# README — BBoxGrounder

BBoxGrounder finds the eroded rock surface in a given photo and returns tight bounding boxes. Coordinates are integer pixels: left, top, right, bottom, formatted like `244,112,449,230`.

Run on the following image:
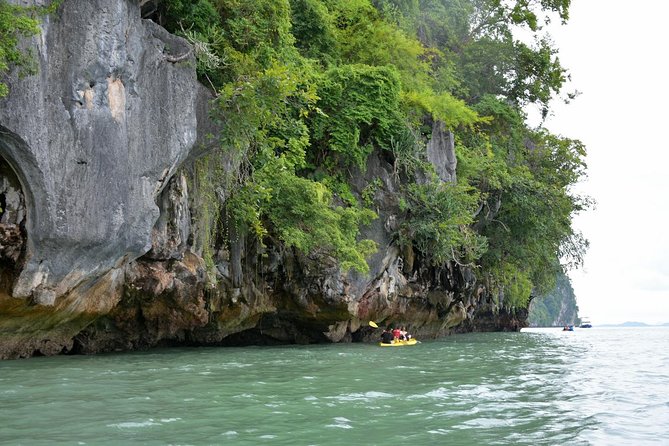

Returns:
0,0,198,303
0,0,525,359
0,0,206,358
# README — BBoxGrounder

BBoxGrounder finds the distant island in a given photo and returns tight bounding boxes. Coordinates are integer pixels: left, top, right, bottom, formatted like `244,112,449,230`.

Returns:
599,322,669,327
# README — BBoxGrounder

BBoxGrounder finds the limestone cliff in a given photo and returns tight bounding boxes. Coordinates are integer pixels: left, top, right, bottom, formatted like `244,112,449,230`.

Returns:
0,0,202,357
0,0,524,359
528,272,580,327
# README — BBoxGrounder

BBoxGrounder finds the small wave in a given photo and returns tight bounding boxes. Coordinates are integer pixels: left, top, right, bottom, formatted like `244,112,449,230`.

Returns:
427,428,451,435
459,417,513,429
220,362,253,369
100,370,129,376
326,391,394,402
159,418,181,423
326,417,353,429
108,419,161,429
407,387,450,399
365,391,393,398
326,423,353,429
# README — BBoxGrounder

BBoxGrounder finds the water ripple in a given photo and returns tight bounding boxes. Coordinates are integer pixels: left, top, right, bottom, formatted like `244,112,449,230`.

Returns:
0,328,667,445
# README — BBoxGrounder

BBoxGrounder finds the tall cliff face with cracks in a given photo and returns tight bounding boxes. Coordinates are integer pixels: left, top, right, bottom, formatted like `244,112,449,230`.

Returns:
0,0,201,357
0,0,524,359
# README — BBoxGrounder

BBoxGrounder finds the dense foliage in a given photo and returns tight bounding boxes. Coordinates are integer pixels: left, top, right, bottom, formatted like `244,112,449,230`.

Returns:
152,0,588,307
528,271,580,327
0,1,61,97
0,1,39,97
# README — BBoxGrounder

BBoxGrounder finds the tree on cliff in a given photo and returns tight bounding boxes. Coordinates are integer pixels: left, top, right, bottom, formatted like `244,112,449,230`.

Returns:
152,0,588,312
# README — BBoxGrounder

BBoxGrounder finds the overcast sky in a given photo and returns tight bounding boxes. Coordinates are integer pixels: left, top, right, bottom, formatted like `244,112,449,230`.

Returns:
538,1,669,324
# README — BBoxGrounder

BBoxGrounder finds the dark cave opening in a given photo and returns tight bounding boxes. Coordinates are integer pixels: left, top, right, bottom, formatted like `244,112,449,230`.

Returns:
0,192,5,220
0,155,27,295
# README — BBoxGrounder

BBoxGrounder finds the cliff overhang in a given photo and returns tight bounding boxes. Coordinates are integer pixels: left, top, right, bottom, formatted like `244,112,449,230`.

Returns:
0,0,525,359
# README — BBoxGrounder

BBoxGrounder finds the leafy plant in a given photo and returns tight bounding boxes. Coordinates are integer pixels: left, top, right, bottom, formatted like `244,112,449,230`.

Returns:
310,64,404,169
399,180,487,266
164,0,588,304
0,1,44,97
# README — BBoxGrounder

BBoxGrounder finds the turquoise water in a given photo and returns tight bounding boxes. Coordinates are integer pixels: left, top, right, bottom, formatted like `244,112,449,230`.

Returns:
1,327,668,445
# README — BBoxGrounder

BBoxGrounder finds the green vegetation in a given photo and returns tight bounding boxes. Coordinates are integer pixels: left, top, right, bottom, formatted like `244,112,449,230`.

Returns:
529,271,580,327
399,181,486,267
0,1,61,97
311,64,404,169
153,0,588,309
0,1,39,97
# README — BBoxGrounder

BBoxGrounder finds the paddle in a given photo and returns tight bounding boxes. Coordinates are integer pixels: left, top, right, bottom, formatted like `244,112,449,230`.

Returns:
368,321,378,328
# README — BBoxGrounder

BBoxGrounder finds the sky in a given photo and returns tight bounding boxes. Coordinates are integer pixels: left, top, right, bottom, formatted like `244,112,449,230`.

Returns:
536,1,669,324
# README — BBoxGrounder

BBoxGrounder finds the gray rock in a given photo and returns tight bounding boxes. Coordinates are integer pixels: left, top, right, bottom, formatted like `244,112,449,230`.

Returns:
426,120,457,183
0,0,199,303
0,158,26,225
146,172,190,260
0,1,527,359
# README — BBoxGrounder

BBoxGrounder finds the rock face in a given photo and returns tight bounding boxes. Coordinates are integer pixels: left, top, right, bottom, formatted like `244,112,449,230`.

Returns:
0,0,197,302
0,0,525,359
426,120,457,183
0,0,205,357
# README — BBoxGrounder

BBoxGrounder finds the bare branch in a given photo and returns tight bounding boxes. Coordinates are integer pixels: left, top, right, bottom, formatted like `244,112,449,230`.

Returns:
165,50,193,63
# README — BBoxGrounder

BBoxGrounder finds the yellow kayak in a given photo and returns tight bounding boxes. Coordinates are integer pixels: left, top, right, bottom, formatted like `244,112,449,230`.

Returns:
379,338,418,347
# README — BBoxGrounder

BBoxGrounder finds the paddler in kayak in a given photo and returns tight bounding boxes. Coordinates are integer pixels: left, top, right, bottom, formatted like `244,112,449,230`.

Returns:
400,326,408,340
380,328,393,344
392,327,401,342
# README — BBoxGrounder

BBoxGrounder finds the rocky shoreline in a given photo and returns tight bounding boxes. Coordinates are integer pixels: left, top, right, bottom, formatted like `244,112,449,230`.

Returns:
0,0,526,360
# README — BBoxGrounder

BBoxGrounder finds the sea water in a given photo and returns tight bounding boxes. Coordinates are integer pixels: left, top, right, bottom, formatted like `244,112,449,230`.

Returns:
1,327,668,445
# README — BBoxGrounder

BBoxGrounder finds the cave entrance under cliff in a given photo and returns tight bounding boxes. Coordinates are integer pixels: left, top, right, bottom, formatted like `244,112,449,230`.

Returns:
0,132,29,296
0,158,26,224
